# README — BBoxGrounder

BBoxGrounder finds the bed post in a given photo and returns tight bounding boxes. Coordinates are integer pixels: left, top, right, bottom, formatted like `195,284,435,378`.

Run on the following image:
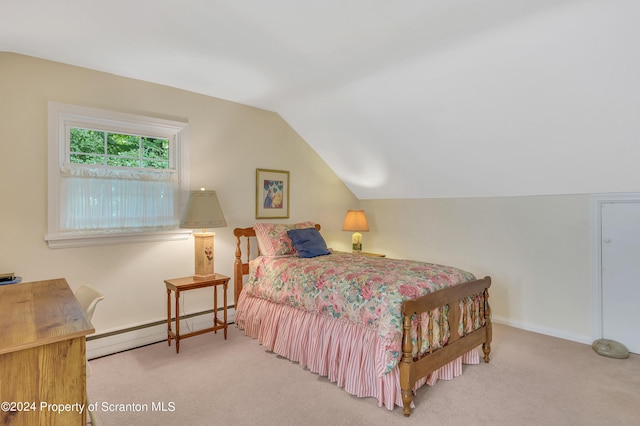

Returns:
234,234,243,308
482,281,492,363
400,312,415,417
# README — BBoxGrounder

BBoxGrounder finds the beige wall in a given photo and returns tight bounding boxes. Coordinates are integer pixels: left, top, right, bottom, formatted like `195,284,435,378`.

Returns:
360,195,592,342
0,53,594,345
0,53,357,333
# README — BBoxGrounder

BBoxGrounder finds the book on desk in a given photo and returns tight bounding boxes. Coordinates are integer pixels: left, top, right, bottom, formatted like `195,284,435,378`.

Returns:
0,272,22,285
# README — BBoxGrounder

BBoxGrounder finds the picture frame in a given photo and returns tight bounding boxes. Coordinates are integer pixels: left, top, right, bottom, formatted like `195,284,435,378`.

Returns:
256,168,290,219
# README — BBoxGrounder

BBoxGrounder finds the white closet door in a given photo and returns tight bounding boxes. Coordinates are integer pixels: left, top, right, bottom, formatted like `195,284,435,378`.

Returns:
601,201,640,354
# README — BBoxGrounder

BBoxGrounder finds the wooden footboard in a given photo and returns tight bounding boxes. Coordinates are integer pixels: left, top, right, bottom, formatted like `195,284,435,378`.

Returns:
400,276,492,417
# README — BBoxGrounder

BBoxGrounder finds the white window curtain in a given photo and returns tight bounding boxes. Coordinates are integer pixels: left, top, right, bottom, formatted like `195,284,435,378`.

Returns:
59,165,178,234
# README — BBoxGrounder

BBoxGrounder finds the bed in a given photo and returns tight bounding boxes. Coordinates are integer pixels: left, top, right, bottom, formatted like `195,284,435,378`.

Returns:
233,222,492,417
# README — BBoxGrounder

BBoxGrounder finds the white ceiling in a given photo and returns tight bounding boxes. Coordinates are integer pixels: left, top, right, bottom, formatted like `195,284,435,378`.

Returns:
3,0,640,199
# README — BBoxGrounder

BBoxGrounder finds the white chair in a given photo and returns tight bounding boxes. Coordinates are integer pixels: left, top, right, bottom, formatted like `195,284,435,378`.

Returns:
76,285,105,326
75,285,104,426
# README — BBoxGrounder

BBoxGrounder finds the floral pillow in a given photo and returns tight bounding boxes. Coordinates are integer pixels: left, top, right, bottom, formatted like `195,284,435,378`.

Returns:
254,221,316,257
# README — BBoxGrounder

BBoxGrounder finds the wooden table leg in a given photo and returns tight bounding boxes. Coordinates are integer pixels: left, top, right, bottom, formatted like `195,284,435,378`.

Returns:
175,290,180,353
223,282,228,339
167,288,172,347
214,285,218,334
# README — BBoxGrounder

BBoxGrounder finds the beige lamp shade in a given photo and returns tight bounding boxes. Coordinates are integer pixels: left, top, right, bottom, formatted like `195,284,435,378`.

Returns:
180,190,227,230
342,210,369,253
180,190,226,279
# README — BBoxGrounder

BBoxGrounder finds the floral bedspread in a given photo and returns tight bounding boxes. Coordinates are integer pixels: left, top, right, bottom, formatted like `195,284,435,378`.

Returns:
244,252,476,373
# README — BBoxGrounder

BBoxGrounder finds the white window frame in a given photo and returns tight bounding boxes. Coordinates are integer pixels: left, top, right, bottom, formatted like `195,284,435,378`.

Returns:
46,102,191,248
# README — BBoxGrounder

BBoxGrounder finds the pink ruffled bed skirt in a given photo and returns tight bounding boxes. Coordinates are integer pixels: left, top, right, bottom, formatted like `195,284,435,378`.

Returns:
235,291,480,410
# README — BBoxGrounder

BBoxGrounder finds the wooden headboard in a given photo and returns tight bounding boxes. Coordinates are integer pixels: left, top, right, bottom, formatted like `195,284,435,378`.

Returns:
233,224,321,308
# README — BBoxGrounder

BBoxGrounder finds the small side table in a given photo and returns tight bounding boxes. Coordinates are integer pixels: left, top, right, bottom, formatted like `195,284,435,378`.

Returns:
165,274,230,353
362,252,385,258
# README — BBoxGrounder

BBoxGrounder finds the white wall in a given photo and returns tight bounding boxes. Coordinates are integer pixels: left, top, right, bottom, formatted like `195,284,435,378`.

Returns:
360,195,592,342
0,53,357,336
282,0,640,200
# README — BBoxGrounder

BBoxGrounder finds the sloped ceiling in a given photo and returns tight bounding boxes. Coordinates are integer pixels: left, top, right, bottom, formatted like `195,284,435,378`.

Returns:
2,0,640,199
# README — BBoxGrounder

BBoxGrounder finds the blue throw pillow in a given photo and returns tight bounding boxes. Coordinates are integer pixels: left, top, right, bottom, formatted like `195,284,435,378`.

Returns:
287,227,331,258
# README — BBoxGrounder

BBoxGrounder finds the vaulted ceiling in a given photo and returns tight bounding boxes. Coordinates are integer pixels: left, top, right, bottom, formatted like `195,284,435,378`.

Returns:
3,0,640,198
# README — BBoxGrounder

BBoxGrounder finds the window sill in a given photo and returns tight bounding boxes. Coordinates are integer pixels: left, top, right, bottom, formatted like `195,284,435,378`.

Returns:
45,229,193,249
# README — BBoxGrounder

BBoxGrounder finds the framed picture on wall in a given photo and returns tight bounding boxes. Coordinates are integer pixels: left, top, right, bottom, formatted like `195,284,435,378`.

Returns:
256,168,290,219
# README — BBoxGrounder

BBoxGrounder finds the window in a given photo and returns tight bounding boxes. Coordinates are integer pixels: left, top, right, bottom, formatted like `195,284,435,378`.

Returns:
46,102,191,248
69,128,171,169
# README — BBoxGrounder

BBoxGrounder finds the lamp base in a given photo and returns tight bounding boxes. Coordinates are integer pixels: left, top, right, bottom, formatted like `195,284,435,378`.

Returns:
194,233,215,278
351,232,363,253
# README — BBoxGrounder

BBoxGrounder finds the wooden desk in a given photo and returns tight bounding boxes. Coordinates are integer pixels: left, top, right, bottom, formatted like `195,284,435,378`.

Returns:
0,278,94,425
165,274,230,353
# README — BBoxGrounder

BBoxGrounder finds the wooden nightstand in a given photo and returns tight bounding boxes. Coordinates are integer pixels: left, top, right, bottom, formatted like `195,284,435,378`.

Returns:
362,252,385,257
165,274,229,353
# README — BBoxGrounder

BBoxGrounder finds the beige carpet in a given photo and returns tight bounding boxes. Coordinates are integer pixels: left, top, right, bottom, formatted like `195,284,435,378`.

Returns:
87,323,640,426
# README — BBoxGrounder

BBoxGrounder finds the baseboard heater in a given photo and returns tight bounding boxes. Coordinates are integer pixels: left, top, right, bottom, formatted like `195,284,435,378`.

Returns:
86,307,236,360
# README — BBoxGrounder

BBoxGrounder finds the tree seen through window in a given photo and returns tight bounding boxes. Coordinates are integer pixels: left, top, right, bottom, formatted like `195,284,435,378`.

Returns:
70,128,170,169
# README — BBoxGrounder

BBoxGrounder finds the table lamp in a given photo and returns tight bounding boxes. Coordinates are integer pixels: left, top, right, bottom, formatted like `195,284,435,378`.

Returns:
342,209,369,253
180,189,227,280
